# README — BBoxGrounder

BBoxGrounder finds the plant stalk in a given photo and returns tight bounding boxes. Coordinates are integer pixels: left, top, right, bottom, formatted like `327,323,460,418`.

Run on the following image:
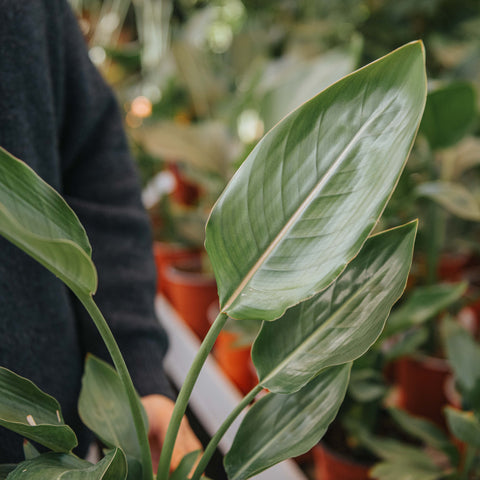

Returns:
190,385,264,480
462,445,477,479
78,293,153,480
156,311,228,480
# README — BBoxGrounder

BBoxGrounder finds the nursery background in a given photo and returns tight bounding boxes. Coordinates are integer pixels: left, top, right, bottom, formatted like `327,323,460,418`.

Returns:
70,1,480,479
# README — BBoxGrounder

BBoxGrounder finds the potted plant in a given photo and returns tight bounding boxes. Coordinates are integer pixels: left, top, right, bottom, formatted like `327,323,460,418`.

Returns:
0,41,426,480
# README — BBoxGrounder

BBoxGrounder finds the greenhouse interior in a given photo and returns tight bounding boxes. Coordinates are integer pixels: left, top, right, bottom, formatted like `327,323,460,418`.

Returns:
1,0,480,479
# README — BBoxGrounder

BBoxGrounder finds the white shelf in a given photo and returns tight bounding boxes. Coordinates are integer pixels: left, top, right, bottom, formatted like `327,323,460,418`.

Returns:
156,296,308,480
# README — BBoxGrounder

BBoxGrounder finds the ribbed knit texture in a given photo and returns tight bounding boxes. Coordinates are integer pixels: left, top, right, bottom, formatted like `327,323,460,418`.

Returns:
0,0,173,462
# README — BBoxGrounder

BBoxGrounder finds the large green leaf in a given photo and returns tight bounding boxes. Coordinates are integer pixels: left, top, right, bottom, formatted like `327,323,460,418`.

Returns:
0,367,77,453
445,407,480,448
419,81,477,150
0,147,97,296
6,449,126,480
78,356,146,462
252,222,416,393
416,181,480,221
205,41,426,321
224,363,351,480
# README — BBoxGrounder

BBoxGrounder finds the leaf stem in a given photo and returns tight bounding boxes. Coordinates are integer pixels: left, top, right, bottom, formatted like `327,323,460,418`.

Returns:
190,385,264,480
78,293,153,480
156,312,228,480
462,445,477,479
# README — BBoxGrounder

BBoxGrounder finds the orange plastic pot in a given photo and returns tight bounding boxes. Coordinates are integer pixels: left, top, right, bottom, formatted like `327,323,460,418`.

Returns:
214,330,257,395
163,258,218,340
153,242,198,301
396,355,451,429
313,443,371,480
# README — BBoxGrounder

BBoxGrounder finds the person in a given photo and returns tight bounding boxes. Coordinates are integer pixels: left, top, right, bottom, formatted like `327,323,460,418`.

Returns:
0,0,201,470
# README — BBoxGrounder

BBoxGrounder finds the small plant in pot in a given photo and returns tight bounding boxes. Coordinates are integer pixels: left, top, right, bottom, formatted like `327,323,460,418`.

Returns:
0,41,426,480
355,317,480,480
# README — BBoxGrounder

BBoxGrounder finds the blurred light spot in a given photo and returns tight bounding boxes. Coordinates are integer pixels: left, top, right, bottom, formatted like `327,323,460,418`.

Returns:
223,0,245,23
131,96,152,118
126,111,143,128
237,110,264,144
89,46,107,65
208,22,233,54
143,84,162,103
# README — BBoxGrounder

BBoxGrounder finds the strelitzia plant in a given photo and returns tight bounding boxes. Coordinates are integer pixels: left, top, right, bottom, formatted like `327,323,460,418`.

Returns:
0,41,426,480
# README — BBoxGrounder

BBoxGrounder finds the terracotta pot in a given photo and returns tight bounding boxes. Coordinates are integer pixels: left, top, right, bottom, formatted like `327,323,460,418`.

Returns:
163,258,218,340
214,330,257,394
438,253,472,282
313,443,371,480
396,355,451,429
153,242,198,301
167,163,200,206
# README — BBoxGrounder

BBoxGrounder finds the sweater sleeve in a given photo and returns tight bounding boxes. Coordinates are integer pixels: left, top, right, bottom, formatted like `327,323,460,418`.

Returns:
57,1,174,399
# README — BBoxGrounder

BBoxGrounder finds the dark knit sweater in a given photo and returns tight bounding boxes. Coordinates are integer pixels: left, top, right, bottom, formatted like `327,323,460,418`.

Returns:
0,0,172,461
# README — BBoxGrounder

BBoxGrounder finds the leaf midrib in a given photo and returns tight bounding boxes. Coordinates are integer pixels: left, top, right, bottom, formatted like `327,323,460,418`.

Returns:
222,97,396,313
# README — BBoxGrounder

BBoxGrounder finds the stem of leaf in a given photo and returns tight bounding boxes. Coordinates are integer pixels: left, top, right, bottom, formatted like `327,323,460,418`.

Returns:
156,311,228,480
462,445,477,479
190,384,264,480
78,293,153,480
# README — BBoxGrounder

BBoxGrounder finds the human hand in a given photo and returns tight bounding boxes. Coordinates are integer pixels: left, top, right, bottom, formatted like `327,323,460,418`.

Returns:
141,394,203,473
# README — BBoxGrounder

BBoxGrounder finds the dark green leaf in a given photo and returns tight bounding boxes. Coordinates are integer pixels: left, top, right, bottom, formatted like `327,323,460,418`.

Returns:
169,450,201,480
6,449,126,480
0,147,97,296
420,81,477,150
224,363,351,480
0,367,77,453
78,356,147,462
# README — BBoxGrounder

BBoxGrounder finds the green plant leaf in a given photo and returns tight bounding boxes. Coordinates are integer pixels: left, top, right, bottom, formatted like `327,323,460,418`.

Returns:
224,363,351,480
0,465,16,479
6,448,127,480
371,460,443,480
348,368,388,403
416,181,480,221
252,222,416,393
419,81,477,150
445,407,480,448
78,356,147,462
382,282,467,338
443,318,480,407
0,147,97,296
23,442,40,461
0,367,77,453
205,41,426,321
169,450,201,480
388,407,458,466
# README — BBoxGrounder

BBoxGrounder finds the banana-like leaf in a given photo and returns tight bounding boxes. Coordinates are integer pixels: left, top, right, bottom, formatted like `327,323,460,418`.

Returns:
78,356,147,462
6,448,126,480
0,367,77,453
419,81,476,150
205,41,426,321
252,222,416,393
416,181,480,221
224,363,351,480
0,147,97,296
445,407,480,448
